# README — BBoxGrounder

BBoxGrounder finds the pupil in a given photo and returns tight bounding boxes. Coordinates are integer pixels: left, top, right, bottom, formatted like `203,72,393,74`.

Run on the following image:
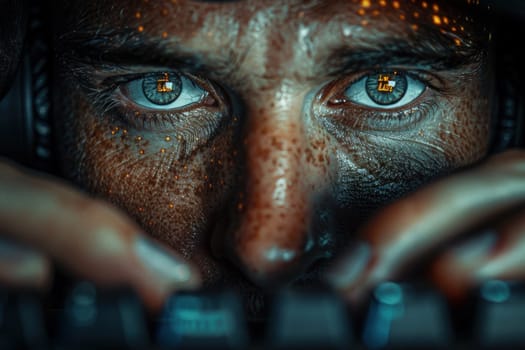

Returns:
365,72,407,105
142,72,182,105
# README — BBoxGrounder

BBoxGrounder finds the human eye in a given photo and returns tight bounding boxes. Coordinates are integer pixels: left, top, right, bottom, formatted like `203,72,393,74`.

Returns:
318,69,439,132
344,71,426,109
94,70,229,134
121,72,208,110
79,69,236,157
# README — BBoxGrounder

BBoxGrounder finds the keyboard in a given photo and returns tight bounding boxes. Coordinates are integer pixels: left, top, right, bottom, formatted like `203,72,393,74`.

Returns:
2,280,524,349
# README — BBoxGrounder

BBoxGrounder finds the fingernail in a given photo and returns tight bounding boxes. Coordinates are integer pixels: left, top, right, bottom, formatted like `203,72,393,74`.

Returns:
134,236,200,288
0,237,35,259
325,242,371,289
0,238,49,287
452,230,497,266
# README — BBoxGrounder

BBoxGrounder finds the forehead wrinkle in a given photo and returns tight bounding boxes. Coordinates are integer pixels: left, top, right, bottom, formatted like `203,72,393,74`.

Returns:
57,0,487,88
299,2,486,76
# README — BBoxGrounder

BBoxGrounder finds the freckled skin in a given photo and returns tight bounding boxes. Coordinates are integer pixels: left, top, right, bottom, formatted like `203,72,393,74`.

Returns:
52,0,491,304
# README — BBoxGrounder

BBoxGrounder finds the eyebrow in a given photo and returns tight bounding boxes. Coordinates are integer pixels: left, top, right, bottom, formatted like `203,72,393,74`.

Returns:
59,23,487,81
57,29,235,77
325,30,487,77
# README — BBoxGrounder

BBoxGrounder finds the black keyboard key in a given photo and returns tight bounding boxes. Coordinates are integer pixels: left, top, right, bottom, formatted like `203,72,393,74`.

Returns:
474,280,525,349
57,282,149,349
0,290,48,350
362,282,453,349
266,289,352,350
156,290,248,350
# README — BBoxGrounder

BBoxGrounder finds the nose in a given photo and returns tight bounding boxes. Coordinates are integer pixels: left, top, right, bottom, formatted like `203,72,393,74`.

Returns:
222,89,329,287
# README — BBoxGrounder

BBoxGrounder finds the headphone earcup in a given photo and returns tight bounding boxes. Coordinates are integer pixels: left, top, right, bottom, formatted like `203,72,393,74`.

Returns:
490,14,525,152
0,3,54,172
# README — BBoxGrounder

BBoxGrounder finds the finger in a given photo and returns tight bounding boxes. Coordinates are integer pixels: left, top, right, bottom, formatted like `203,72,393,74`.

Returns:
0,161,201,311
431,207,525,302
0,237,50,289
327,150,525,301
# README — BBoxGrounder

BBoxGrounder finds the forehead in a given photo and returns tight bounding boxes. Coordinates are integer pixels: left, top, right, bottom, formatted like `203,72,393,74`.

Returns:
59,0,481,40
56,0,487,88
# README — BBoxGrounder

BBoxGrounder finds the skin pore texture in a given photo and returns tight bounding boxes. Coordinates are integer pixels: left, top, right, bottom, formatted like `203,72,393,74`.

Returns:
52,0,491,313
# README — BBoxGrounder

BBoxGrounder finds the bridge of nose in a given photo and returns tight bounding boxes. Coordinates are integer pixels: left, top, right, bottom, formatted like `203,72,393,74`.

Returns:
222,84,334,286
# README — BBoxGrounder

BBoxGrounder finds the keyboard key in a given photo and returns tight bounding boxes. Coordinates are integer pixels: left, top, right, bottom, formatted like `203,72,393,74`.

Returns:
0,290,48,350
156,290,248,349
57,282,149,349
362,282,453,349
474,280,525,349
266,289,352,349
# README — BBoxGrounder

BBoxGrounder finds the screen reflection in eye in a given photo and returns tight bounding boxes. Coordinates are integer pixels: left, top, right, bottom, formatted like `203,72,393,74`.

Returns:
120,72,208,110
345,70,426,109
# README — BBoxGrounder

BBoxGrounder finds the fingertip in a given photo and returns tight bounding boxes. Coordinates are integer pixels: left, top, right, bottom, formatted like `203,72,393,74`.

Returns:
324,242,376,307
131,235,202,312
430,232,496,304
0,238,51,289
325,242,371,289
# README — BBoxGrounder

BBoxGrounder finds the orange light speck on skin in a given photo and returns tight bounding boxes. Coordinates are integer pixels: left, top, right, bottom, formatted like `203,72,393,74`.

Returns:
422,1,428,8
138,25,144,32
392,1,400,9
432,3,439,12
139,149,145,155
358,8,366,15
379,0,387,6
162,31,168,38
361,0,371,8
413,11,420,18
135,11,141,19
454,38,462,46
433,15,442,25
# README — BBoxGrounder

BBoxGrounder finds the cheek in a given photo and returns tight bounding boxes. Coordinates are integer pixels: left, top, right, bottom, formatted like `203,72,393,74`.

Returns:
434,83,491,165
324,87,490,210
56,91,240,256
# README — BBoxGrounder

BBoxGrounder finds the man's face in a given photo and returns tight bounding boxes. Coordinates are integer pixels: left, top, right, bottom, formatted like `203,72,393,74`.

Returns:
53,0,490,308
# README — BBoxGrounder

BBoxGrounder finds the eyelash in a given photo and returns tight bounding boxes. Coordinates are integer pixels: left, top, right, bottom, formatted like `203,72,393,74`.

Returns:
91,72,223,131
89,67,439,134
321,69,440,131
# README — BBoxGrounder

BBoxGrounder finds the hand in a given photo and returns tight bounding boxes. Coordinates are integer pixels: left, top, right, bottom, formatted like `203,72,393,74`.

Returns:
0,159,201,311
327,149,525,303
